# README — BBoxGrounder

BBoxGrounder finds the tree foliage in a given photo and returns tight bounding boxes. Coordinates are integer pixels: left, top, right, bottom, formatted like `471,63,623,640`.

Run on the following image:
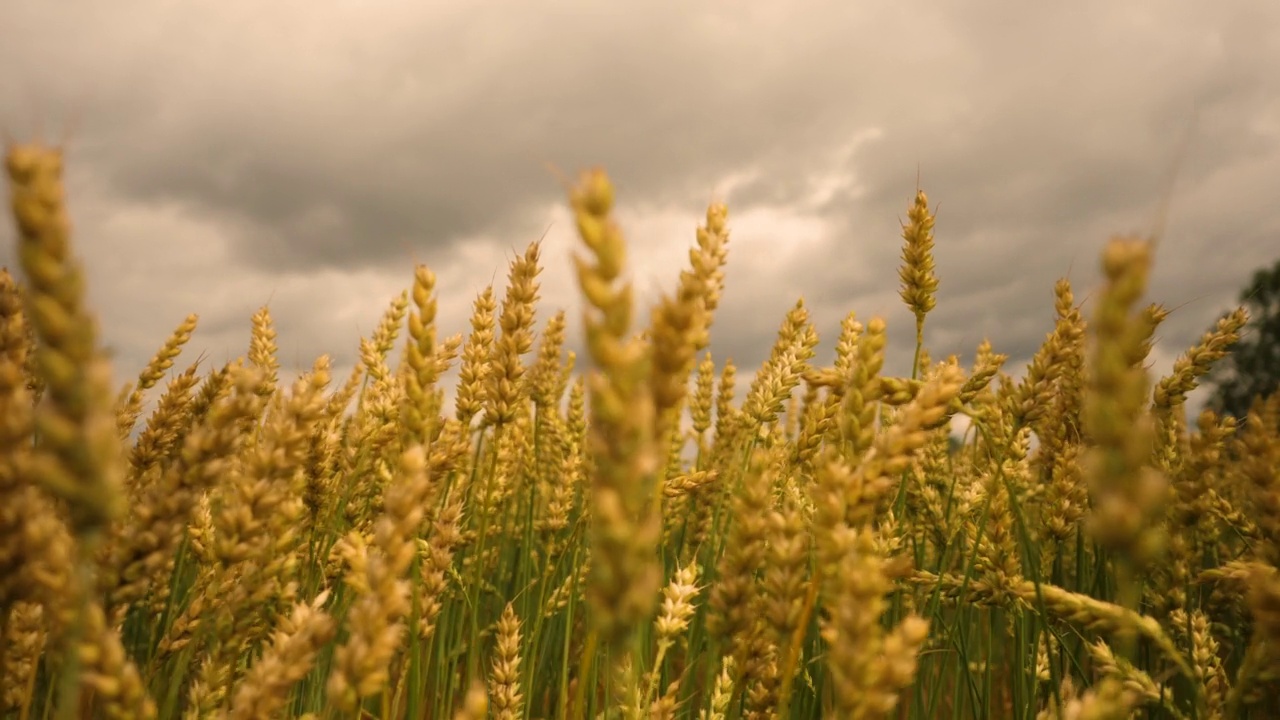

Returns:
1205,257,1280,423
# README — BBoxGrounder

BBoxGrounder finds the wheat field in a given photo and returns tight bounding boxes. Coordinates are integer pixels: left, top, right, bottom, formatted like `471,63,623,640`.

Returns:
1,140,1277,719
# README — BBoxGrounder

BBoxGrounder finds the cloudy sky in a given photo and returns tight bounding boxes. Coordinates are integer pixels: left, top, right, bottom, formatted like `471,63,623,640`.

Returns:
2,0,1278,423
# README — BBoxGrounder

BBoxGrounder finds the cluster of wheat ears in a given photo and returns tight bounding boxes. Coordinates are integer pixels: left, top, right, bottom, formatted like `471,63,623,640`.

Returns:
0,140,1277,720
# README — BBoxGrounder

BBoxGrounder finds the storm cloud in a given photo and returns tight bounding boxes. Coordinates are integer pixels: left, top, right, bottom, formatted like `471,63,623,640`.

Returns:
2,0,1277,415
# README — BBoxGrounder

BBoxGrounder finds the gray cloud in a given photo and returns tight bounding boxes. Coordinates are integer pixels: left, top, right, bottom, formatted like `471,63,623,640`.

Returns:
2,0,1277,418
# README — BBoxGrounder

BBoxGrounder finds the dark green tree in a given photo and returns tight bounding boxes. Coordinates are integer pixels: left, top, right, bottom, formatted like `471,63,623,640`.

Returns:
1205,257,1280,423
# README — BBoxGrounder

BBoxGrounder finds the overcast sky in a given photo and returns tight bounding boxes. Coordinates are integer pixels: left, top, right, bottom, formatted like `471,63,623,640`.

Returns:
2,0,1278,424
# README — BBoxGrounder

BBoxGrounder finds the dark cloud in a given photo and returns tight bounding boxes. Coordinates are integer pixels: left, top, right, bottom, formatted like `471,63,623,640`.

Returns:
2,0,1277,417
